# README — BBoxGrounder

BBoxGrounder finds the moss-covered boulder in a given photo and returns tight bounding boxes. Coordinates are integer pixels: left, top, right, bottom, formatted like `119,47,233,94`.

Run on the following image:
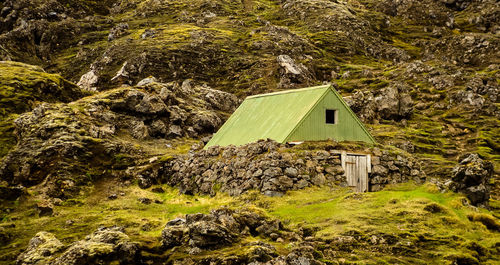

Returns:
16,227,139,265
0,61,89,157
16,231,64,265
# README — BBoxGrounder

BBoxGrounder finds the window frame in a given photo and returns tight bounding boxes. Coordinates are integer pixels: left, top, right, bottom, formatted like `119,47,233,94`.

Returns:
325,109,337,125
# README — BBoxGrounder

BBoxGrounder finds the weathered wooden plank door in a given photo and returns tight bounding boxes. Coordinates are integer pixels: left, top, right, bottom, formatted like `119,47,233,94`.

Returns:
345,155,368,192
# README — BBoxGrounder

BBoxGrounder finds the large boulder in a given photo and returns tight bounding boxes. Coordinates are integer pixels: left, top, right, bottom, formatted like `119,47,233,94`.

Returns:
53,227,139,265
16,232,64,265
375,84,414,121
161,208,281,250
450,154,493,206
276,54,314,88
0,61,89,158
345,82,414,123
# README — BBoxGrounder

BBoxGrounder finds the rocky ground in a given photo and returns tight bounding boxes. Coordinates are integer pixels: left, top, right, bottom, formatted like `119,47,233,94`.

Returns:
0,0,499,264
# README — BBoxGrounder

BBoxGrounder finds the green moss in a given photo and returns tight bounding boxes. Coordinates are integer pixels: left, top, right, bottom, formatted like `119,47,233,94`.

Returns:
244,183,499,263
0,114,18,157
0,61,89,157
391,38,421,58
0,184,233,261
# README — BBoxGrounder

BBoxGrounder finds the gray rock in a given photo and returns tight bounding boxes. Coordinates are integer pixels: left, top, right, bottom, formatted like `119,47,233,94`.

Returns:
53,227,138,265
276,55,313,88
375,84,413,120
36,202,53,217
136,76,158,86
200,87,239,112
347,82,414,122
325,165,344,175
17,232,64,265
167,125,183,138
138,175,152,189
108,23,129,41
450,154,493,205
311,174,326,186
161,209,278,250
264,167,283,178
188,221,235,248
89,124,116,138
133,93,167,114
341,71,351,79
77,70,99,92
191,112,222,134
284,167,299,178
130,120,149,139
296,179,310,189
372,165,389,176
162,225,186,248
278,176,294,189
149,120,167,136
110,61,130,84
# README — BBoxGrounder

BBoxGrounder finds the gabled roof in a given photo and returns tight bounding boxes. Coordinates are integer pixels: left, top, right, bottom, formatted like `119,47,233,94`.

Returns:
205,85,375,148
205,85,329,148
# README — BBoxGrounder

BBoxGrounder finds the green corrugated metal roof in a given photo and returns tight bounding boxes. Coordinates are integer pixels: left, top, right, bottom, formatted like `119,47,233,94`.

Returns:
205,85,331,148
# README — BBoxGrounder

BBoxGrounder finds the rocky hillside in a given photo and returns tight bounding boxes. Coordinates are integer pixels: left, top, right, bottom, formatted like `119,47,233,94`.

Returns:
0,0,499,264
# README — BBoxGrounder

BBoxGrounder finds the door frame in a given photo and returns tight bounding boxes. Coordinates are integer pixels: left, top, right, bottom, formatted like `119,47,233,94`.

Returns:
332,150,371,192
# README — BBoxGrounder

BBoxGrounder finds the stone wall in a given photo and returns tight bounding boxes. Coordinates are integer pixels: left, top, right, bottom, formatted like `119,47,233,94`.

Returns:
162,140,345,196
158,140,426,196
369,149,426,191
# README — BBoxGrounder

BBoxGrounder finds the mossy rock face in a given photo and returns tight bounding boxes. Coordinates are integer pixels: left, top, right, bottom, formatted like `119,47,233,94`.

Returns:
0,80,237,198
15,231,64,265
0,61,88,115
0,61,89,157
16,227,139,265
0,0,116,33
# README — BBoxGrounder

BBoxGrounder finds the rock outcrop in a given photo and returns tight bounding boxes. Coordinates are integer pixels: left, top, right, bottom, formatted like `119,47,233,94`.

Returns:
0,80,238,198
161,207,329,264
162,208,282,250
16,232,64,265
345,82,414,122
0,61,89,158
17,227,139,265
53,227,139,265
450,154,494,206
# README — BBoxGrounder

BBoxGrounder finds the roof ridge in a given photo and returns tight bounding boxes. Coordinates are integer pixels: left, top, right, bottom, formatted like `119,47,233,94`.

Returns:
246,84,331,99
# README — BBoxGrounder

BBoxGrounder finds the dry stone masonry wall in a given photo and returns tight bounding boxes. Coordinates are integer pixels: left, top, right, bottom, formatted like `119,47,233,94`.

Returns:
159,140,426,196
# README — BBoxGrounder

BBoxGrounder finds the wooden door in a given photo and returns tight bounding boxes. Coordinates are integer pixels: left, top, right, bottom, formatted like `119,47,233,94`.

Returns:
345,155,368,192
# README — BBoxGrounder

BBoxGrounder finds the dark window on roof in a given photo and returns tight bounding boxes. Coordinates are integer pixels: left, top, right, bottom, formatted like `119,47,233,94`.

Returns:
326,109,336,124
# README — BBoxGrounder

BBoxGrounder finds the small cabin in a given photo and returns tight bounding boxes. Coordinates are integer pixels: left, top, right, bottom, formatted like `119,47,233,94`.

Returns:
205,85,376,192
205,85,376,148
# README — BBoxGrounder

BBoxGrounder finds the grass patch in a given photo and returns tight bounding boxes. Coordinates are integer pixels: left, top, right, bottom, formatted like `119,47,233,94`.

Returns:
2,182,499,264
0,182,233,263
246,183,500,263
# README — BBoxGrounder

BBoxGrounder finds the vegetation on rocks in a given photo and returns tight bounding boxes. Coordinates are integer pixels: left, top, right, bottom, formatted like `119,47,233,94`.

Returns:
0,61,88,157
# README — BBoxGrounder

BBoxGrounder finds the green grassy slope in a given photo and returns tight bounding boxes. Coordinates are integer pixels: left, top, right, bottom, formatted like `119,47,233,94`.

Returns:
1,182,499,264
